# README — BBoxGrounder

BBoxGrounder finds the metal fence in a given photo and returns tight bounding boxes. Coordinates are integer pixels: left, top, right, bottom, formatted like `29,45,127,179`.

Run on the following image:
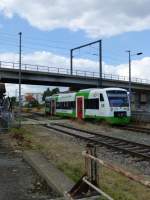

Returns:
0,60,150,85
0,112,13,132
66,144,150,199
0,98,13,132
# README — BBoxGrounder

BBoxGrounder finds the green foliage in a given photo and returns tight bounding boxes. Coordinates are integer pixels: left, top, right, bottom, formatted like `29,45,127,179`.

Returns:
57,162,83,182
42,87,60,101
31,99,39,107
10,96,17,107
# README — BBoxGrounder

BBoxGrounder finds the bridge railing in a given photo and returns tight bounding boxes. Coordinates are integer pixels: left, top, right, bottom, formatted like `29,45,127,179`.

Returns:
0,60,150,85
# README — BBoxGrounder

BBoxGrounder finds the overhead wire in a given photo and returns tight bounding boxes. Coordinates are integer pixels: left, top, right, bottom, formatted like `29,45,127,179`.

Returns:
0,31,132,66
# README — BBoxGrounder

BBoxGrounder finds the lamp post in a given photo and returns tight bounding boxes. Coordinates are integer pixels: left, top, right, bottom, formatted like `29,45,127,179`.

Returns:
18,32,22,127
126,50,143,103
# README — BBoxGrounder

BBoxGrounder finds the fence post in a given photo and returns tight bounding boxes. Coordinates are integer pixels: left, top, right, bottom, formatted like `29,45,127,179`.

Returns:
85,144,99,186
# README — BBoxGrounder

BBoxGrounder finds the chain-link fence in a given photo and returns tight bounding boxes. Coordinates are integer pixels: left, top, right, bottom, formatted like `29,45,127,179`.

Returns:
0,97,13,132
0,112,13,131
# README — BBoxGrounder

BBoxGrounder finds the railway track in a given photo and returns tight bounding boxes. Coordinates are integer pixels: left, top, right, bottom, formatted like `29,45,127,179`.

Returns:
23,113,150,161
21,112,45,121
116,125,150,134
45,123,150,161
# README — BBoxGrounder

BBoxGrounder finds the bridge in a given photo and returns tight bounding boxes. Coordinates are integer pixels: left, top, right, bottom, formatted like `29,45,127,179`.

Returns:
0,61,150,92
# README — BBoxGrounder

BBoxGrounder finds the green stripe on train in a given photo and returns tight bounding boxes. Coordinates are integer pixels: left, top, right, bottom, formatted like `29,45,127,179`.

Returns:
76,91,90,98
55,111,130,125
56,111,76,118
84,115,130,125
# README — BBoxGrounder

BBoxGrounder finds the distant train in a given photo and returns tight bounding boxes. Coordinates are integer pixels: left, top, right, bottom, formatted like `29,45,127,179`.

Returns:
45,88,131,125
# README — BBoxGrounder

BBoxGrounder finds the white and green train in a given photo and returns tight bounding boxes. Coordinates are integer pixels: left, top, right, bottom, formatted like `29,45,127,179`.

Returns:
45,88,131,125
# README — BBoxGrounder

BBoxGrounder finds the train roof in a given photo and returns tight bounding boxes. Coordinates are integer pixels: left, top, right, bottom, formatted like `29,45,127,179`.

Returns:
79,87,127,92
45,88,127,101
45,92,76,101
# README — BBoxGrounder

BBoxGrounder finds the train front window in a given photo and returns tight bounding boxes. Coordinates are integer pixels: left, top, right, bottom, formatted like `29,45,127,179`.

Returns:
107,90,129,107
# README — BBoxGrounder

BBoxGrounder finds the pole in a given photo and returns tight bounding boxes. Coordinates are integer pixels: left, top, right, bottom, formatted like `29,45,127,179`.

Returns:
18,32,22,127
99,40,102,88
70,49,73,75
128,50,131,103
70,39,102,77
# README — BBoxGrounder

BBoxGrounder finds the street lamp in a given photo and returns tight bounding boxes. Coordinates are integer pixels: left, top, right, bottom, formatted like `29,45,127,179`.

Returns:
18,32,22,127
126,50,143,103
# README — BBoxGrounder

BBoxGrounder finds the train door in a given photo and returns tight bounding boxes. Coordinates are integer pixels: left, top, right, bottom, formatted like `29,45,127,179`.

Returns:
76,97,84,119
51,100,56,115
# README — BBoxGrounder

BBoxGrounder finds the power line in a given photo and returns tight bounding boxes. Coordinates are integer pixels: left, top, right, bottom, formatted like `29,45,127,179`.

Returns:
0,31,82,46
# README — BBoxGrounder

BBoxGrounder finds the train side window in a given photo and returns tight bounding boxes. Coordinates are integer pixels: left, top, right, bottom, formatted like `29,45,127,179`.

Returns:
100,94,104,102
56,101,75,109
85,98,99,109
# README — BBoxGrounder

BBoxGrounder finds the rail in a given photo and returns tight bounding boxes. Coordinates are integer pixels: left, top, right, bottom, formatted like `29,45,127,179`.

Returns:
0,60,150,84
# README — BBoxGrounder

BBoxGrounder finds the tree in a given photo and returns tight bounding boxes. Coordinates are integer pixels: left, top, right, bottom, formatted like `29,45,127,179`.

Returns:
10,96,16,104
42,88,60,101
0,83,6,97
42,88,52,101
25,94,39,108
10,96,17,107
25,94,35,102
51,88,60,95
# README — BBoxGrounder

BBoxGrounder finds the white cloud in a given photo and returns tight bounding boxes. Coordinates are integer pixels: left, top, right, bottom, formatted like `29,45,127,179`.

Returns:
0,0,150,37
1,51,150,96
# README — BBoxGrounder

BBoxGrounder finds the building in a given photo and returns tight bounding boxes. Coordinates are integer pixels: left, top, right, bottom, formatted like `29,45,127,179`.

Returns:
25,93,43,104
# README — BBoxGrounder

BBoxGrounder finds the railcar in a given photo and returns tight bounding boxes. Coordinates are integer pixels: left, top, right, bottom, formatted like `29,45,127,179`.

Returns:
45,88,131,125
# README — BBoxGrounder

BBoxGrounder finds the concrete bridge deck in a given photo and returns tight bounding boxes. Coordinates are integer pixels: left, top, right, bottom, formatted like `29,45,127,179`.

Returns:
0,61,150,92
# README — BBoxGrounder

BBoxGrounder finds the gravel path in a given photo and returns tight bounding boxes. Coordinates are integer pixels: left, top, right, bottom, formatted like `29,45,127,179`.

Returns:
0,133,58,200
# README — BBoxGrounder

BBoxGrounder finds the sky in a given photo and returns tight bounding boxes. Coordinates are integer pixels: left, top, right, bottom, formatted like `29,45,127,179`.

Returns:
0,0,150,96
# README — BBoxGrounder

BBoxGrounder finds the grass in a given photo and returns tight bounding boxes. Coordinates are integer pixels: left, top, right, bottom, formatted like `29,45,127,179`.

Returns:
10,127,44,150
10,125,150,200
55,159,150,200
57,162,83,182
